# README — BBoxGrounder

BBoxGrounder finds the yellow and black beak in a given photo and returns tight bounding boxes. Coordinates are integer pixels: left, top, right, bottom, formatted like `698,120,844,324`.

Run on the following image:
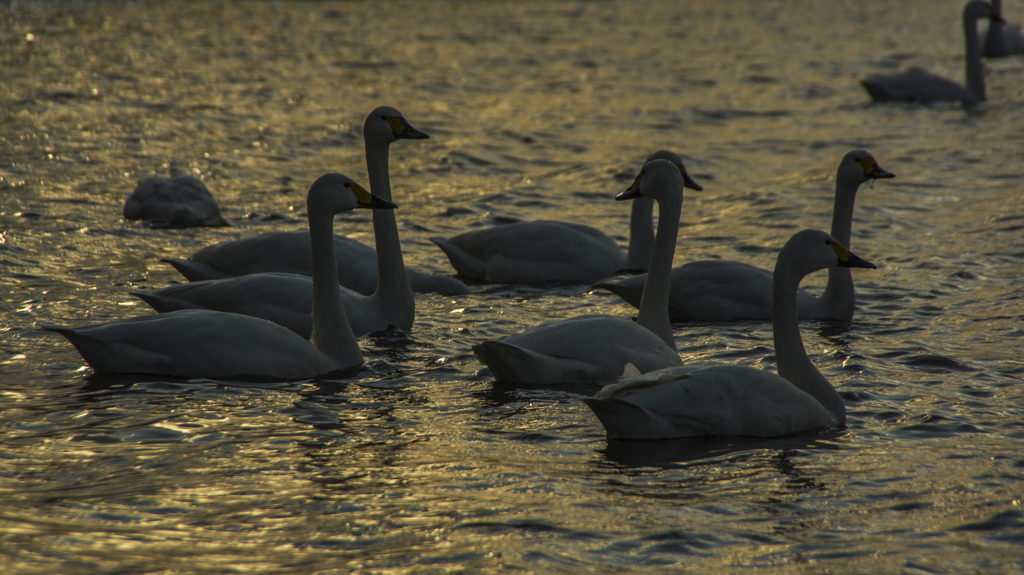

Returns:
386,116,430,140
350,182,398,210
859,158,896,180
829,240,876,269
680,167,703,191
616,171,644,201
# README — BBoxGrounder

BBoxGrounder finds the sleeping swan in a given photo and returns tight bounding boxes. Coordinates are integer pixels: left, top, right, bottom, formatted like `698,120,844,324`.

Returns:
596,150,893,321
430,150,702,284
471,159,688,385
861,0,1002,103
161,107,469,297
45,174,395,380
123,170,227,228
584,229,877,440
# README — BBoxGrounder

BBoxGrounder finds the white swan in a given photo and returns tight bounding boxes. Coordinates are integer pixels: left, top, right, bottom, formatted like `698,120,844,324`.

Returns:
596,150,893,322
123,171,226,228
161,107,469,297
45,173,394,380
472,159,688,385
584,229,877,440
430,150,702,284
982,0,1024,57
861,0,1001,103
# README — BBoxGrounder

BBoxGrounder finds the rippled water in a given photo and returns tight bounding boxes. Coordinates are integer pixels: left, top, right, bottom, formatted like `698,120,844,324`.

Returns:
2,0,1024,572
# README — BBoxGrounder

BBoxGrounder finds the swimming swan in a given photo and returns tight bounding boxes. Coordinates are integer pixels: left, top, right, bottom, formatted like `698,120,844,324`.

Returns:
132,108,433,336
430,150,702,284
861,0,1001,103
161,107,469,297
471,159,688,385
584,229,877,440
123,171,226,228
45,174,395,380
982,0,1024,57
596,150,893,322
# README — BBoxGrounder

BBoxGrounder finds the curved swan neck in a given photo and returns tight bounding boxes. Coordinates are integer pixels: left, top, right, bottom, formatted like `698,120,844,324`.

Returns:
309,210,364,371
365,139,414,314
625,197,655,270
772,258,846,424
965,8,986,101
819,173,861,317
636,192,680,350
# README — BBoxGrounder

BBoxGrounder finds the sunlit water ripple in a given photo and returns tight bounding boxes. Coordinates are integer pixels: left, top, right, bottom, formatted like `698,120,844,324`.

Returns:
2,0,1024,573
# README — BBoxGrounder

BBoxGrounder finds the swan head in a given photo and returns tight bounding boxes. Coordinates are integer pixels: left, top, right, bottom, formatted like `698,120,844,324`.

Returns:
645,150,704,191
965,0,1004,23
617,158,686,202
782,229,876,278
838,149,895,186
307,173,398,216
363,106,430,147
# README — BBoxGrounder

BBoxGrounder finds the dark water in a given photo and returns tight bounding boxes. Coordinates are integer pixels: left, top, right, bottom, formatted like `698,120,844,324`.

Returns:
3,0,1024,572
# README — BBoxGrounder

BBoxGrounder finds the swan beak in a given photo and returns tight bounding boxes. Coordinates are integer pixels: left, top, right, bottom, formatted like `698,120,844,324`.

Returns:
350,182,398,210
617,172,644,201
386,116,430,140
829,240,876,269
859,158,895,180
681,168,704,191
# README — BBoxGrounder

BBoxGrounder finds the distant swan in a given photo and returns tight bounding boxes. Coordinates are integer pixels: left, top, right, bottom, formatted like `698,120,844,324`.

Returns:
472,159,688,385
596,150,893,322
161,107,469,297
584,229,877,440
430,150,702,284
861,0,1001,103
45,174,395,380
123,170,227,228
982,0,1024,57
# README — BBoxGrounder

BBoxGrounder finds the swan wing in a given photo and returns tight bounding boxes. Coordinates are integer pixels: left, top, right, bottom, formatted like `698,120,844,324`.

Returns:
861,68,977,103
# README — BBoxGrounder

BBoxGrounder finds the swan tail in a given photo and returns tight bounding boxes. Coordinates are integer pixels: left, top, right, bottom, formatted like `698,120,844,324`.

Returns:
472,340,594,385
43,327,121,374
131,291,203,314
160,258,232,281
429,237,487,280
592,280,642,309
583,397,682,440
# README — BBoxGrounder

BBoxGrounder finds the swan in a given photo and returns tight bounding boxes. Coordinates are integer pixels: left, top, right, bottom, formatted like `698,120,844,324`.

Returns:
861,0,1001,103
471,159,688,385
596,150,893,322
982,0,1024,57
161,107,469,297
429,150,703,284
123,171,227,228
584,229,877,440
45,173,395,380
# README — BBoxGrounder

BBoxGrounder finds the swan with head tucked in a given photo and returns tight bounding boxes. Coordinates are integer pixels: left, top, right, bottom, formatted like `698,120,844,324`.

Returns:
982,0,1024,57
861,0,1001,103
45,174,394,380
123,168,227,228
161,107,469,297
584,229,877,440
597,150,893,322
430,151,702,284
471,159,688,385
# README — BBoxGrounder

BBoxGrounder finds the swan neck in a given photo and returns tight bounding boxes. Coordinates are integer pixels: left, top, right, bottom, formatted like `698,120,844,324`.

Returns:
625,197,655,270
366,139,414,317
309,211,364,371
773,258,846,424
965,10,986,100
636,193,680,350
820,174,860,318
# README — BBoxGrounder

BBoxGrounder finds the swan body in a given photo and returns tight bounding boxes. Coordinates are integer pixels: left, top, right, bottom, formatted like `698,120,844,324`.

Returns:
597,150,893,322
982,0,1024,57
162,107,469,297
472,159,689,385
123,174,226,228
47,173,395,380
861,1,1000,103
584,229,877,440
431,150,702,284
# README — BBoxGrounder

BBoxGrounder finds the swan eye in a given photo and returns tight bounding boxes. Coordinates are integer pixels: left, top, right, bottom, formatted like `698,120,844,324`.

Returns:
343,182,351,188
